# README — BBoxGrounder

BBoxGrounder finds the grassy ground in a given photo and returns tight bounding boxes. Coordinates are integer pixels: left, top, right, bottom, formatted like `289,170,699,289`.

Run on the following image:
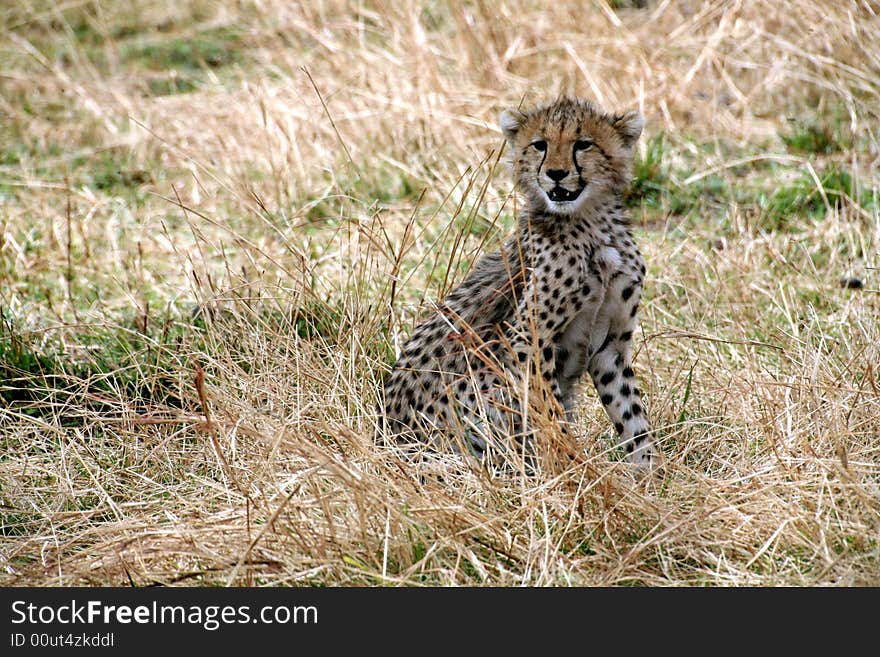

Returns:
1,0,879,586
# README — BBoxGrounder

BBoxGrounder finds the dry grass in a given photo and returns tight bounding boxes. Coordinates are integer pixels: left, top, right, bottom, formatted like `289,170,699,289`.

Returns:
1,0,879,586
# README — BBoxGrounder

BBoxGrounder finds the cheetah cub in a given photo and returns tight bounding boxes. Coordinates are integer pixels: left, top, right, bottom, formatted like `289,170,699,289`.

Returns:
380,96,660,469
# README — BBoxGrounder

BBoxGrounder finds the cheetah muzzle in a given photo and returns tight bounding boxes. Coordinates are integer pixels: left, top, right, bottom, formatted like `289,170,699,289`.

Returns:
379,96,662,472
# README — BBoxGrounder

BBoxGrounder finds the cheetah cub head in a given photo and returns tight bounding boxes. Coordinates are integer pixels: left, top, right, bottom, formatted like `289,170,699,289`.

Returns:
500,97,644,216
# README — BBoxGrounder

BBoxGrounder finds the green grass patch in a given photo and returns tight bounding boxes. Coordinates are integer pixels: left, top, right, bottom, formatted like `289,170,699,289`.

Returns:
627,132,721,217
759,166,873,230
127,28,243,71
781,123,844,155
146,75,200,96
123,26,243,71
0,311,196,416
627,132,670,209
73,149,155,195
628,133,875,233
119,26,246,96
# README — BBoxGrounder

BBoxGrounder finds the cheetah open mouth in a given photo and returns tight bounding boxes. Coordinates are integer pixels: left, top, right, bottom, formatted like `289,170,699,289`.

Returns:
547,185,583,203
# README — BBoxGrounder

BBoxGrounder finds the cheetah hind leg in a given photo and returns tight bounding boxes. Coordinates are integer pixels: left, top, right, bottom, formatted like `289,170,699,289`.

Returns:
449,393,538,476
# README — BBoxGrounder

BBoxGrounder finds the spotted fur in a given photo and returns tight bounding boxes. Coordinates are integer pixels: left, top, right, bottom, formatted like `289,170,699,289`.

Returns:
379,96,660,469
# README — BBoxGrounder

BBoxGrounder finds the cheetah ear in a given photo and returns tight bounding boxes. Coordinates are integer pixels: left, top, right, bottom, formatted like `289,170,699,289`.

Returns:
499,108,527,141
612,110,645,148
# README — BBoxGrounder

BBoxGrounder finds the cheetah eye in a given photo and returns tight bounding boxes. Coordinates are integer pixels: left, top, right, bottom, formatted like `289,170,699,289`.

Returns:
530,140,547,152
574,139,594,151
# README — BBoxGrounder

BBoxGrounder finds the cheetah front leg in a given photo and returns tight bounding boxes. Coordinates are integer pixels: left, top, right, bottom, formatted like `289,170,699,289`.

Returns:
587,275,660,469
496,264,578,445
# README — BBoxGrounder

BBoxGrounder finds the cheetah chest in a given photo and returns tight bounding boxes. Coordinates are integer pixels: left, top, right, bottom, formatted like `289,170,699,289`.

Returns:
554,244,622,383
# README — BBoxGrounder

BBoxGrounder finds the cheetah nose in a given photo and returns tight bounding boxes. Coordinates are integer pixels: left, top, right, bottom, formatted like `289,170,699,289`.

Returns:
546,169,568,182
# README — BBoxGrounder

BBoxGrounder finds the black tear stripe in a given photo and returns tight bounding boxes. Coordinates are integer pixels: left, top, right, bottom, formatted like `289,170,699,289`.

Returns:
536,149,547,178
572,150,586,188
